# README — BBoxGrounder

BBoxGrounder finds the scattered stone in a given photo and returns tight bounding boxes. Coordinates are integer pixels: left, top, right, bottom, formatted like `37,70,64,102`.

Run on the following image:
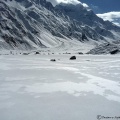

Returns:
63,52,71,54
78,52,83,55
66,52,71,54
23,53,29,55
70,56,76,60
50,59,56,62
35,52,40,54
110,49,119,54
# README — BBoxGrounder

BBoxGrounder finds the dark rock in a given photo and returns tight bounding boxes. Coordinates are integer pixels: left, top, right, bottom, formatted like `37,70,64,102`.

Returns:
23,53,29,55
87,43,120,55
35,52,40,54
82,33,87,41
70,56,76,60
110,49,119,54
66,52,71,54
78,52,83,55
50,59,56,62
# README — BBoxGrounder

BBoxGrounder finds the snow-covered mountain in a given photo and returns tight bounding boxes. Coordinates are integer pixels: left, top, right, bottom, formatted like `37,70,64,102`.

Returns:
0,0,120,52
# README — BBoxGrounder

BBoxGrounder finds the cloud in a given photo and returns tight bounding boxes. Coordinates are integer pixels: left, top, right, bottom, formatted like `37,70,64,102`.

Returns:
97,12,120,26
46,0,81,6
46,0,90,9
56,0,80,4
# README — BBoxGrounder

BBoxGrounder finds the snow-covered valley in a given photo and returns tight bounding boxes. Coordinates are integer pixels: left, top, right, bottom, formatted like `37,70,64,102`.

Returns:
0,54,120,120
1,0,120,51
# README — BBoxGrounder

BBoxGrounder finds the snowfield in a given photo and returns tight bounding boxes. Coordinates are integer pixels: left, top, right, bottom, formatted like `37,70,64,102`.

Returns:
0,54,120,120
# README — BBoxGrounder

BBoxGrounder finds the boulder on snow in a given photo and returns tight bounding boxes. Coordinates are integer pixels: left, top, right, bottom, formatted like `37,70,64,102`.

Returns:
35,52,40,54
50,59,56,62
23,53,29,55
70,56,76,60
110,49,119,54
78,52,83,55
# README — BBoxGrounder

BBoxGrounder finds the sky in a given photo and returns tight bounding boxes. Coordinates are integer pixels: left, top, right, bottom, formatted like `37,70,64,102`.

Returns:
79,0,120,14
80,0,120,26
47,0,120,13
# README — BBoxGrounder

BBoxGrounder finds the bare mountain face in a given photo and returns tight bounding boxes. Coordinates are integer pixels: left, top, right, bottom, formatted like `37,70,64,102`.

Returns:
0,0,120,52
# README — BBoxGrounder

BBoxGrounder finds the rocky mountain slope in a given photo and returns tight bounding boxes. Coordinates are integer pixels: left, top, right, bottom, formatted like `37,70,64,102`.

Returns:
0,0,120,53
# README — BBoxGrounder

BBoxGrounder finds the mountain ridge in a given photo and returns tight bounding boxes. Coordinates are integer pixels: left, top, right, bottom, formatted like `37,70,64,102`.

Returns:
0,0,120,53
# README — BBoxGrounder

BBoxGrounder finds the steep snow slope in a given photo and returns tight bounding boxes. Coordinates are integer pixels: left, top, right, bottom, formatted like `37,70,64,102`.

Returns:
0,0,120,51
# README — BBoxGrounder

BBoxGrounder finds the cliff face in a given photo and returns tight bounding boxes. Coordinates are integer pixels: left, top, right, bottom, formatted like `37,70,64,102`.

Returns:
0,0,120,51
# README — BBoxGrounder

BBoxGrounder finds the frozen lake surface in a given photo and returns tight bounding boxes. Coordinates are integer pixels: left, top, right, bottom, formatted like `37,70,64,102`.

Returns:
0,54,120,120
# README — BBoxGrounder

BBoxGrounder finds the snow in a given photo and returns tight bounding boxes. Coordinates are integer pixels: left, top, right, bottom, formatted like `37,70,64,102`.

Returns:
5,0,26,11
0,54,120,120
